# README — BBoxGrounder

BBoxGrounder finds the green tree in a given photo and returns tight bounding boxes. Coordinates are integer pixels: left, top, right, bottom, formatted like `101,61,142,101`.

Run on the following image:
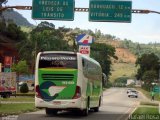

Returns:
6,22,27,41
0,21,27,44
11,60,29,91
136,53,159,80
135,43,141,56
95,29,102,39
17,21,70,73
11,60,29,75
114,77,129,84
11,60,29,81
65,30,78,51
114,77,129,87
90,43,117,79
37,21,55,29
0,21,6,34
142,70,158,91
20,83,29,93
136,53,159,91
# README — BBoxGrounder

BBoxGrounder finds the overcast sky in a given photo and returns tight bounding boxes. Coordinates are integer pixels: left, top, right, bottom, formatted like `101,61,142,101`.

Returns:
5,0,160,44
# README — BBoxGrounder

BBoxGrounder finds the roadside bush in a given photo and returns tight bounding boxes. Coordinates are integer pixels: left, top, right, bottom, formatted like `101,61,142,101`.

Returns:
20,83,29,93
114,76,129,84
127,83,135,88
105,80,113,88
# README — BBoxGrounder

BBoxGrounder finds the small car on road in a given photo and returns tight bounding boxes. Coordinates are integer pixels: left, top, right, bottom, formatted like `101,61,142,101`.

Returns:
128,90,138,98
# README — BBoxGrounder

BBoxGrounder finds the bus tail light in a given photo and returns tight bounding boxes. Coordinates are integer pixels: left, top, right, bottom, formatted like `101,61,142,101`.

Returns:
35,85,41,98
72,86,81,99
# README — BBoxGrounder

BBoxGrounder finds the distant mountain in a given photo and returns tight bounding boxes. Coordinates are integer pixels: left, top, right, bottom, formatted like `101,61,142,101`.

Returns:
1,9,33,27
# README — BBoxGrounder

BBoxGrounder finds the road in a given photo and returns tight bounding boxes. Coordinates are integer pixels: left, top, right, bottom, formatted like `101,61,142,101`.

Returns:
4,88,143,120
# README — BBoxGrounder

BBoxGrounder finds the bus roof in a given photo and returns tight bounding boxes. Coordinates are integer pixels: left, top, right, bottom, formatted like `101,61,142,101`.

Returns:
39,51,77,54
38,51,101,67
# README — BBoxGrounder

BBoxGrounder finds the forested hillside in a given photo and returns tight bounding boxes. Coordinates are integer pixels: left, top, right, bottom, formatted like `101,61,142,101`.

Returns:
97,38,160,60
1,9,33,27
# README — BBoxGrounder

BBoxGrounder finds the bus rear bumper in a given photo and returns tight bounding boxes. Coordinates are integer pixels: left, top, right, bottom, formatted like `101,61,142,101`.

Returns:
35,97,86,110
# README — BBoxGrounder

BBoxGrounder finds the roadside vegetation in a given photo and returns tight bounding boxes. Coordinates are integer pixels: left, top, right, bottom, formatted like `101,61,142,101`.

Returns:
0,96,34,102
110,63,136,83
20,26,33,33
129,101,159,120
133,107,159,114
140,101,159,106
0,95,35,116
121,39,160,59
0,103,36,116
135,53,159,91
130,107,159,120
136,88,160,101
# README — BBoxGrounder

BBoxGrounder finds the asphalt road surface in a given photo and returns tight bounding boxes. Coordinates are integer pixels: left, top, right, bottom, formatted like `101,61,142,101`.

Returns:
2,88,142,120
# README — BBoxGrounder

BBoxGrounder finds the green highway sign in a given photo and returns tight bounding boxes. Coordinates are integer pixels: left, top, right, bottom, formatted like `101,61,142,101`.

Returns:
32,0,75,20
153,86,160,93
89,0,132,22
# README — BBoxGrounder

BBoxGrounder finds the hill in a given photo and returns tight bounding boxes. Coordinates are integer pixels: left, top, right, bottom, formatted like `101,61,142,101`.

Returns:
109,63,137,82
115,48,136,63
1,9,33,27
98,39,160,82
97,40,137,64
97,39,137,82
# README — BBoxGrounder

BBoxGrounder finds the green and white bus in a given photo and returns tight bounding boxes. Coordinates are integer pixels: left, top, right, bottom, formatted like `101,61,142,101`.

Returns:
35,51,103,116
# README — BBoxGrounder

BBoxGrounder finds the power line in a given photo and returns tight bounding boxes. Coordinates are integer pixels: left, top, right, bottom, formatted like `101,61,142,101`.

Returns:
0,6,160,14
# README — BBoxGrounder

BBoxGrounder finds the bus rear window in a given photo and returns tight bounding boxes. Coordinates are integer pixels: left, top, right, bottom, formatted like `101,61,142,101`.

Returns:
39,53,77,69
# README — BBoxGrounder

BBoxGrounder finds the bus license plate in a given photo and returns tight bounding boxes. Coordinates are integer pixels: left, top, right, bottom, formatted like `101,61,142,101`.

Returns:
53,101,61,105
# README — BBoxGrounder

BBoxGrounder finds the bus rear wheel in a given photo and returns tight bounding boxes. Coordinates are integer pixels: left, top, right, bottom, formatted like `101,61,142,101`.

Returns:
82,106,89,116
45,108,58,115
93,107,99,112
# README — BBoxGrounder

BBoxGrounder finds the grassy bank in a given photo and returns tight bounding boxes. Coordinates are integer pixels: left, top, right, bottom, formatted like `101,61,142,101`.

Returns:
129,107,159,120
0,103,37,116
0,95,36,116
0,96,34,102
129,102,159,120
136,88,160,101
140,101,159,106
109,63,136,82
133,107,159,114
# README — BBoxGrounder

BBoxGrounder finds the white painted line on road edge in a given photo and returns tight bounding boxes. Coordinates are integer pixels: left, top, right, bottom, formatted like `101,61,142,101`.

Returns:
126,101,140,120
116,101,139,120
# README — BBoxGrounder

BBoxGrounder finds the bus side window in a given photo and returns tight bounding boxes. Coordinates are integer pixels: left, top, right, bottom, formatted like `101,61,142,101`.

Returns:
82,59,85,67
82,58,88,77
